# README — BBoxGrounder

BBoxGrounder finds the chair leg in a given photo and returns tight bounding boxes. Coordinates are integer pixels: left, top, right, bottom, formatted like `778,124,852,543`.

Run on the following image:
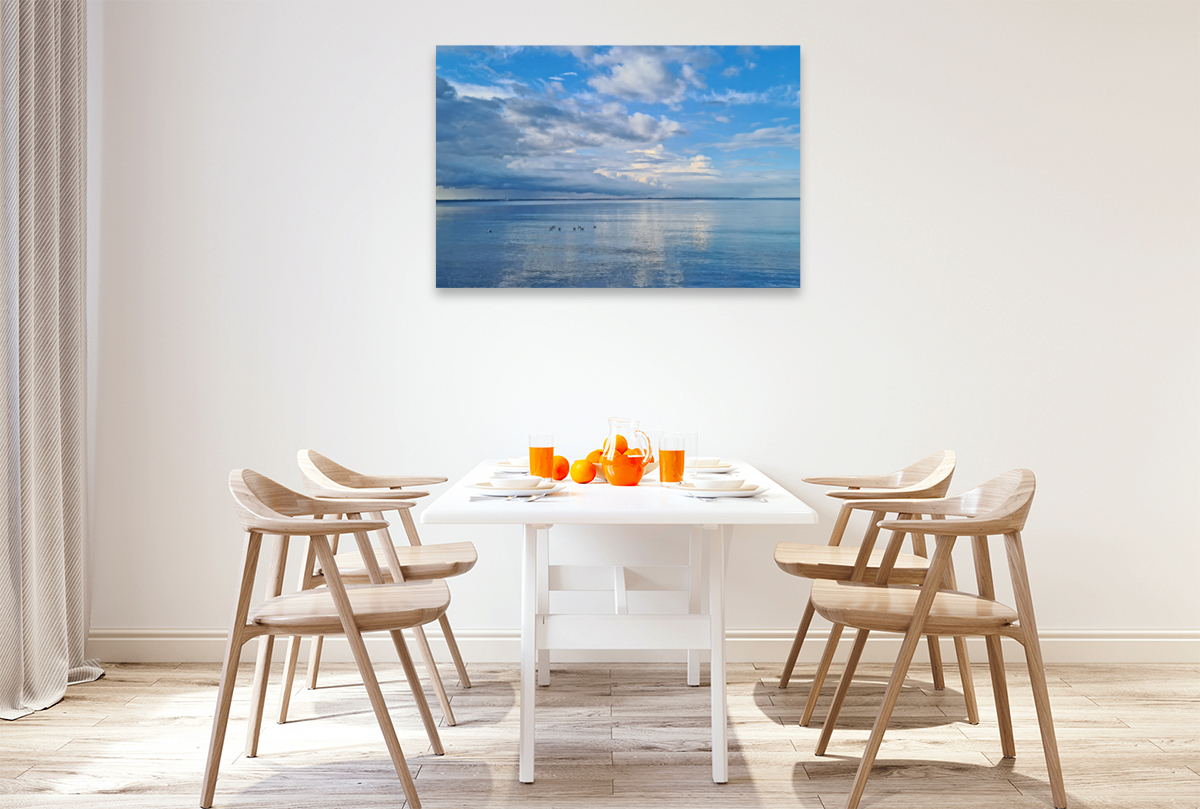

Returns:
1006,532,1067,809
244,535,290,754
910,530,947,691
277,634,303,723
985,634,1015,756
439,613,472,688
311,535,424,808
801,622,843,726
815,628,869,755
353,631,423,808
925,635,946,690
200,631,248,808
779,597,816,688
412,623,457,726
953,635,979,724
940,555,979,722
201,533,262,809
244,635,275,757
840,536,957,809
842,625,924,809
305,635,325,688
389,628,445,756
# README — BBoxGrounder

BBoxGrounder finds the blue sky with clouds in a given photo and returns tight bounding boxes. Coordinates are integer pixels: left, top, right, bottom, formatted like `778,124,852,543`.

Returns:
436,46,800,200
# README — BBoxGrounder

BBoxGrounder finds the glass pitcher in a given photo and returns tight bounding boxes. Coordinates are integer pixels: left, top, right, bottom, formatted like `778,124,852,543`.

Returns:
601,416,655,486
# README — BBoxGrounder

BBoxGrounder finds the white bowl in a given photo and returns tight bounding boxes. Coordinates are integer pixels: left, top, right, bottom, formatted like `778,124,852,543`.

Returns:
691,476,745,490
508,456,529,466
497,476,543,489
689,457,723,468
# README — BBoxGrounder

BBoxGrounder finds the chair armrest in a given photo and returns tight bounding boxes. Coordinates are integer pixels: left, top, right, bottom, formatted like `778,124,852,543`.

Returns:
803,474,898,488
249,517,389,536
828,486,940,501
840,496,958,514
878,516,1009,536
357,474,447,488
309,488,429,500
308,497,416,516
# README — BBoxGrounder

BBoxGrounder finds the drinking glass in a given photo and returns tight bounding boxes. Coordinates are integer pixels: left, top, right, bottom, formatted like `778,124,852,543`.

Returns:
658,432,686,483
529,433,554,478
682,432,699,480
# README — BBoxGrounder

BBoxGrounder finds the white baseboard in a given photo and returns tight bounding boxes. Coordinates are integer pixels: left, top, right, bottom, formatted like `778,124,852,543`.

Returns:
88,626,1200,665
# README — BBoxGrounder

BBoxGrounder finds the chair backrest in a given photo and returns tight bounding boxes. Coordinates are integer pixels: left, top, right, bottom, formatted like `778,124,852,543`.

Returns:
298,450,372,493
296,449,445,498
940,469,1036,534
229,468,395,535
828,450,956,502
230,468,318,530
874,469,1036,537
895,450,956,488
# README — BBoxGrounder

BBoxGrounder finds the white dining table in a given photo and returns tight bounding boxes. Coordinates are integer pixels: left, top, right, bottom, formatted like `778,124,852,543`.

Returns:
420,459,818,784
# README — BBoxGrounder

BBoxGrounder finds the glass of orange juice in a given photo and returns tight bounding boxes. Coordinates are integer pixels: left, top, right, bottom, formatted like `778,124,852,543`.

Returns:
529,433,554,478
658,432,686,483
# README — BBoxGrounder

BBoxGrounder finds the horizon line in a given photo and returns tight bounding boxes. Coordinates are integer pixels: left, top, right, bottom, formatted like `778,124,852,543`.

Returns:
436,196,801,202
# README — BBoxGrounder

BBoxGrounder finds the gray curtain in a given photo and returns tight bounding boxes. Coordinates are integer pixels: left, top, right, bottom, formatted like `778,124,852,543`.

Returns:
0,0,99,721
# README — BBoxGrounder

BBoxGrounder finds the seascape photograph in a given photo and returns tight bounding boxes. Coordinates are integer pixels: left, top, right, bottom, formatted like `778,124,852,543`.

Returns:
435,46,800,288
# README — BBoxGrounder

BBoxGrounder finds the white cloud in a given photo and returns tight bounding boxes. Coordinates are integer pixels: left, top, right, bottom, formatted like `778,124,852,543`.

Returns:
587,46,715,106
595,144,720,187
446,80,518,100
698,88,768,106
722,66,740,77
714,115,732,123
711,124,801,151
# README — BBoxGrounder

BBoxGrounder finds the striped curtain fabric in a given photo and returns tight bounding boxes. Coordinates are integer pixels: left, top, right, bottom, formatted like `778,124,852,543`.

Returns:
0,0,99,721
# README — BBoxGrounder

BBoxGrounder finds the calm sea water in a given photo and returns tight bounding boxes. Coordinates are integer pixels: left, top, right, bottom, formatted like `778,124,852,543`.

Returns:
436,198,800,288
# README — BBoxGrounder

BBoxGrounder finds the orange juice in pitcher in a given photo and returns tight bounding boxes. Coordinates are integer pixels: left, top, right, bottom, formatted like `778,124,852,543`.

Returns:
601,417,655,486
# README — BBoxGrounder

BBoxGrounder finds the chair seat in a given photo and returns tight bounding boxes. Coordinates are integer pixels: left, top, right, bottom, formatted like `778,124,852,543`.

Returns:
774,542,931,585
318,541,477,583
249,580,451,635
810,580,1018,636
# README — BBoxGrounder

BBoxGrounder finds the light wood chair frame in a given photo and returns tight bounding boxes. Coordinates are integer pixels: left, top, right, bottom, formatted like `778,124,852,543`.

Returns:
775,450,979,727
810,469,1066,809
203,470,449,809
277,450,473,729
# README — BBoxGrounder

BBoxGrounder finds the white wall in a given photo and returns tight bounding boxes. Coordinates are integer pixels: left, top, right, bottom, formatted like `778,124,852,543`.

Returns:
87,0,1200,663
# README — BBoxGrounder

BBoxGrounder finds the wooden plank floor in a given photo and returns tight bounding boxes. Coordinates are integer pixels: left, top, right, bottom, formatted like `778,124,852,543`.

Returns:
1,660,1197,808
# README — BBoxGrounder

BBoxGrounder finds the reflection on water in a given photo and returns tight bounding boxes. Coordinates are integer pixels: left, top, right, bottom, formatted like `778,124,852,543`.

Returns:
436,198,800,288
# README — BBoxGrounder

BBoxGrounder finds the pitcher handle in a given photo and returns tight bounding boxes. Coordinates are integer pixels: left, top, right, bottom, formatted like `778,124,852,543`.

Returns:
635,430,655,463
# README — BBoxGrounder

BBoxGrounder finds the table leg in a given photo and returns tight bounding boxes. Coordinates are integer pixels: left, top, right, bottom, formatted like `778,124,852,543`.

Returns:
710,525,730,784
537,526,550,687
688,527,703,687
520,524,539,783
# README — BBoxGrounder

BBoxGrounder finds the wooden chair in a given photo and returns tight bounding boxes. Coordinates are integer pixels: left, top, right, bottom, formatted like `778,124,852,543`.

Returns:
809,469,1066,809
202,469,450,809
274,450,475,728
775,450,978,727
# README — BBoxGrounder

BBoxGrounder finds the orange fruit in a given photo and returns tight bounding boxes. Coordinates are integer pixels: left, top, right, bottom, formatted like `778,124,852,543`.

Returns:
602,435,629,455
570,459,597,484
627,448,644,456
551,455,569,481
586,448,603,464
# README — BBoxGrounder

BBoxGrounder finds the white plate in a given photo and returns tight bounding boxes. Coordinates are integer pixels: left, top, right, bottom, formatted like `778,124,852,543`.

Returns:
495,460,529,471
686,458,733,471
472,480,563,496
673,482,768,498
688,465,737,475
